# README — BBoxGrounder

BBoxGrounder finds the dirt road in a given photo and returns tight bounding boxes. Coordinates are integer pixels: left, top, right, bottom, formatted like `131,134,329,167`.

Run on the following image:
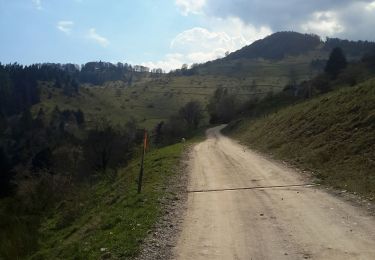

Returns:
174,126,375,260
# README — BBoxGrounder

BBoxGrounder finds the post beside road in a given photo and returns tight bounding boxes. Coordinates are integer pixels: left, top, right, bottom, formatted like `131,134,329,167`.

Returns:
137,129,148,194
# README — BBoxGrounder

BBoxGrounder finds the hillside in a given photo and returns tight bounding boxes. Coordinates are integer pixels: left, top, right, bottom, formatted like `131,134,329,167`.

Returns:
33,74,281,129
33,32,375,130
225,79,375,197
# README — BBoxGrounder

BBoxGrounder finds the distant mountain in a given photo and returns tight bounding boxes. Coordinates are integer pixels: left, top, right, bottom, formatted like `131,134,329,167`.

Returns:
225,31,322,60
189,31,375,77
224,31,375,61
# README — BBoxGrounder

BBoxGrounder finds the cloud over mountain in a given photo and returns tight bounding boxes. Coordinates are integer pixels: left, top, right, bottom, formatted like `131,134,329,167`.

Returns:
203,0,375,40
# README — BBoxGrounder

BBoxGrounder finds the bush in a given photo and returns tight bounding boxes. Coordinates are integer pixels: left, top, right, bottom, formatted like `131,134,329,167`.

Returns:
84,118,139,173
178,101,204,130
152,101,205,146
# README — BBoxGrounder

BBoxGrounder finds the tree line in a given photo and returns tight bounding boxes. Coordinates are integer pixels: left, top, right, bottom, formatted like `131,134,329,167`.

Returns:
44,61,163,85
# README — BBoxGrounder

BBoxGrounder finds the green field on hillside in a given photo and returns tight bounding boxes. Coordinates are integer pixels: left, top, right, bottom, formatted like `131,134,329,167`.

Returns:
225,79,375,197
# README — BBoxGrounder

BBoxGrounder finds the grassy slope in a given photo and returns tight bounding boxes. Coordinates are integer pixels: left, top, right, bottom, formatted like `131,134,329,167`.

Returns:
33,54,320,129
29,142,186,259
226,79,375,196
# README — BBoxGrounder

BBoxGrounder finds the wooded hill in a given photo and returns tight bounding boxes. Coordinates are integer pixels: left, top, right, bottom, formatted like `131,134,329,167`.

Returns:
189,32,375,76
225,31,375,61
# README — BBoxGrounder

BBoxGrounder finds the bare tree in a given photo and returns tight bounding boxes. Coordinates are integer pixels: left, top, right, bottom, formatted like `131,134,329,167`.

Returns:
179,101,204,130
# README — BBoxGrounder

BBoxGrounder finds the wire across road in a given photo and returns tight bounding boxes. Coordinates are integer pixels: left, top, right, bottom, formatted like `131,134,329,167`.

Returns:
187,183,317,193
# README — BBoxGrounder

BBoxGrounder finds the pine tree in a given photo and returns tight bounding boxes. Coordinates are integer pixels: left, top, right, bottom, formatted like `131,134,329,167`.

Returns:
325,47,347,78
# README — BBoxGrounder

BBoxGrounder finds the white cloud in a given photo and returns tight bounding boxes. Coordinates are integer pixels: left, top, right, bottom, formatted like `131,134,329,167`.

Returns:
143,17,271,71
202,0,375,41
87,28,110,47
141,53,185,72
186,49,227,63
171,27,233,52
175,0,206,15
208,17,273,48
365,1,375,11
32,0,42,10
170,18,271,63
301,11,344,36
57,21,74,35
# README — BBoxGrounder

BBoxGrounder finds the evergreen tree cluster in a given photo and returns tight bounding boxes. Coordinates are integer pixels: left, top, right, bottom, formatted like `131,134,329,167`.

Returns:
325,47,348,79
0,63,81,117
78,62,157,85
79,61,130,85
0,64,40,117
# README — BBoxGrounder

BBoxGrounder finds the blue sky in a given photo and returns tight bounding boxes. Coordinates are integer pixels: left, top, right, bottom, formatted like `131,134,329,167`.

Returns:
0,0,204,69
1,0,375,71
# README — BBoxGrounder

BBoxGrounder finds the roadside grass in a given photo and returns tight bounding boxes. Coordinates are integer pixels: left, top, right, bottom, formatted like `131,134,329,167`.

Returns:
225,78,375,197
25,142,187,259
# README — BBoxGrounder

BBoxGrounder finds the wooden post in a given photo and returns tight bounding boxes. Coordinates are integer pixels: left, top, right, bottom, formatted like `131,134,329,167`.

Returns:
138,129,147,194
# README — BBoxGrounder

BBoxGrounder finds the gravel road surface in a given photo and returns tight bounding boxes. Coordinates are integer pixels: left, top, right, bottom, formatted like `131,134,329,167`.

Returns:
174,126,375,260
